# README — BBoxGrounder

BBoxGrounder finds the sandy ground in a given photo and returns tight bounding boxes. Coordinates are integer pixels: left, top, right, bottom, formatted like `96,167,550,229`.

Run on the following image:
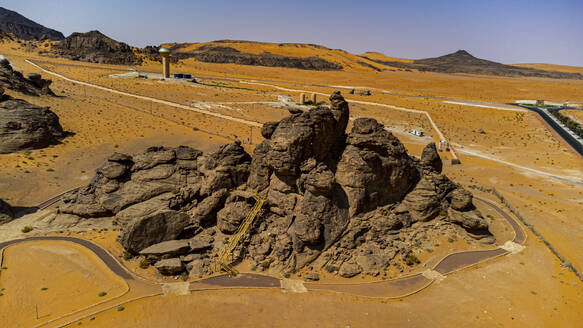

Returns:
0,241,127,327
63,228,583,328
0,41,582,327
563,110,583,125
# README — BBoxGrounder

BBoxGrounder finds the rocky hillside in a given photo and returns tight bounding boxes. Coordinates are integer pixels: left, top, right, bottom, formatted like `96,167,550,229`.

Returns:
0,56,55,96
50,30,142,65
57,91,492,278
363,50,583,79
0,7,64,41
160,40,388,72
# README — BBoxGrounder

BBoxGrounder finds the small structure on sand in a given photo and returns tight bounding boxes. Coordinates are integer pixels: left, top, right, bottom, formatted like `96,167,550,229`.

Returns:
173,73,193,79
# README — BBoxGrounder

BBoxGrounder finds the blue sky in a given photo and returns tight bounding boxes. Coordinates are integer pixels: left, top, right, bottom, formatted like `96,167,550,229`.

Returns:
2,0,582,66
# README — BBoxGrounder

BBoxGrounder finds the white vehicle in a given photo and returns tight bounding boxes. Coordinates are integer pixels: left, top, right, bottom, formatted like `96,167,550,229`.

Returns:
410,129,424,137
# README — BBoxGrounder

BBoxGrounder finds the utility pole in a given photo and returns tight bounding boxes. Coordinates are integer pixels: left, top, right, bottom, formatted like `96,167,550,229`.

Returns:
35,304,38,320
249,126,253,145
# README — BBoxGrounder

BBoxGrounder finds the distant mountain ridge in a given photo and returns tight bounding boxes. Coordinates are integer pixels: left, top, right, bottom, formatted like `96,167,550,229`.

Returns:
362,50,583,79
0,7,64,41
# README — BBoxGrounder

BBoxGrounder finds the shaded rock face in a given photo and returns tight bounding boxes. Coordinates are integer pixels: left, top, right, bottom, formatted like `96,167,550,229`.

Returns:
0,91,65,153
62,91,492,277
0,7,64,41
51,30,141,65
0,57,55,96
336,118,419,216
0,198,13,224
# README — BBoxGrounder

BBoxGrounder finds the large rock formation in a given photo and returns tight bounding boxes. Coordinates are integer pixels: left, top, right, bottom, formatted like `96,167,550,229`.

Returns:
0,87,65,153
58,91,492,277
0,7,64,41
0,198,13,224
0,56,55,96
51,30,142,65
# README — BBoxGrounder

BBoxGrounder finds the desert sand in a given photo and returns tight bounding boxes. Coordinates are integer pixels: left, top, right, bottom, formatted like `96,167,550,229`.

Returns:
0,38,582,327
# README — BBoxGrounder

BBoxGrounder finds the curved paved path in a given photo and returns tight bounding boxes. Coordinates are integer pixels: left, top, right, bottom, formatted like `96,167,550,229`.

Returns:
0,194,526,326
2,196,525,298
0,236,133,280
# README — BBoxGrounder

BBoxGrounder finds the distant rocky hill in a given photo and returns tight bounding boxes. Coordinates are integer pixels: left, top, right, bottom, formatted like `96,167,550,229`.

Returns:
362,50,583,79
165,44,343,71
0,7,64,41
50,30,142,65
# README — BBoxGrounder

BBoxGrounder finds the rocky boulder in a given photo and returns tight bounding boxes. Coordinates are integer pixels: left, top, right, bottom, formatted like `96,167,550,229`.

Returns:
154,258,185,276
0,56,54,96
0,198,13,224
119,210,190,254
139,239,191,260
335,118,419,216
0,93,65,153
420,142,442,173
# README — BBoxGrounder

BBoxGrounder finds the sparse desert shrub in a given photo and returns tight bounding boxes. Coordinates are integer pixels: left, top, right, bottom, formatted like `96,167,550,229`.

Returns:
122,251,132,261
98,291,107,297
404,253,420,266
117,306,125,312
21,226,33,233
139,258,150,269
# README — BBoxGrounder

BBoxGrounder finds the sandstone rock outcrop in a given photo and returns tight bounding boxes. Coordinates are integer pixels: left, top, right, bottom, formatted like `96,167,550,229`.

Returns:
0,198,13,224
0,88,65,153
59,91,492,277
0,56,55,96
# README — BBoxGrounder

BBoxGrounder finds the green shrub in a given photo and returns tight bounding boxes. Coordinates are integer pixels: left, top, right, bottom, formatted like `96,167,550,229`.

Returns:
117,306,125,312
139,258,150,269
404,253,420,266
98,291,107,297
21,226,33,233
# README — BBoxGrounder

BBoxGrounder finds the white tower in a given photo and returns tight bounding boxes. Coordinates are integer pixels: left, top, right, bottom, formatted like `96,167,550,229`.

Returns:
159,48,171,79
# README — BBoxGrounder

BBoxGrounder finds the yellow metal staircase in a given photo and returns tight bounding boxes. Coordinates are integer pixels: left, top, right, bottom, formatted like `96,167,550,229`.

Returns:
216,192,264,276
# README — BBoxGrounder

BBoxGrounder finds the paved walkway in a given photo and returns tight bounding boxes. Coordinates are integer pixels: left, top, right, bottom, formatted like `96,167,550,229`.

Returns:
0,192,526,326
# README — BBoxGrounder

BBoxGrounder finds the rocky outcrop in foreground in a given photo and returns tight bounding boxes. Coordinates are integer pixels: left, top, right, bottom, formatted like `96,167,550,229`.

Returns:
59,91,492,278
50,30,142,65
0,198,13,224
0,56,54,96
0,86,65,152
